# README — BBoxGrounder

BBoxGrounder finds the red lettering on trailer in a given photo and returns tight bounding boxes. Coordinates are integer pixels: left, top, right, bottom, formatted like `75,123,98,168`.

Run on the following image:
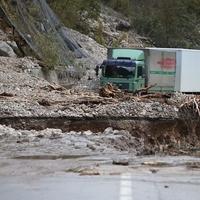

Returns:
157,58,176,69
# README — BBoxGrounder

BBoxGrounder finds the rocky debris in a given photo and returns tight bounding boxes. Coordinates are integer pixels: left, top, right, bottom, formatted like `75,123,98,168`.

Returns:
66,28,106,64
84,6,145,48
116,20,131,31
0,56,198,121
6,40,22,56
167,92,192,106
0,125,144,156
66,166,101,176
112,158,129,166
0,56,181,119
0,122,200,158
142,161,171,167
0,41,17,57
0,26,21,57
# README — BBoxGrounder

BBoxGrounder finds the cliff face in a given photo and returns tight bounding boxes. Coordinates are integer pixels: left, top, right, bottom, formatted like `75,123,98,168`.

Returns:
0,0,105,88
0,0,146,90
0,0,86,66
82,6,147,48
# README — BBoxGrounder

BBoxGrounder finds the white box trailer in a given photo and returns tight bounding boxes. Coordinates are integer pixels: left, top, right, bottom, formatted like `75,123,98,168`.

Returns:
145,48,200,93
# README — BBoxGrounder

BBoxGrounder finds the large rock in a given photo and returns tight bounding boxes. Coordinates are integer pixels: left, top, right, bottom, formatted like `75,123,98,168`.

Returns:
116,20,131,31
0,41,17,57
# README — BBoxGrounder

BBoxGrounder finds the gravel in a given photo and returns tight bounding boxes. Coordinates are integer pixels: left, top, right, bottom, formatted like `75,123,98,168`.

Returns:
0,56,184,119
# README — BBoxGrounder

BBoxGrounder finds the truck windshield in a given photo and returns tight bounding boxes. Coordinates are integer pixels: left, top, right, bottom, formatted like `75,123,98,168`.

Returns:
104,65,135,78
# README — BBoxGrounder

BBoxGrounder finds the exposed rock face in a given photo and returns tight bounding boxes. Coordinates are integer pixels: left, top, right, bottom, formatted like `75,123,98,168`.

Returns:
116,20,131,31
0,0,86,66
0,41,16,57
65,28,107,90
65,28,106,64
84,6,146,48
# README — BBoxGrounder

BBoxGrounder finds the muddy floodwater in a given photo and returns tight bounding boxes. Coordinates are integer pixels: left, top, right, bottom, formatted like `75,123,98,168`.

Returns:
0,118,200,199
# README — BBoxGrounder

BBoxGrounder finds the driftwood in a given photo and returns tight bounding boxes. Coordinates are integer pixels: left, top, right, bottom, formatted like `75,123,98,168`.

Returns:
135,84,157,95
41,84,65,91
180,97,200,117
99,83,172,101
0,92,14,97
38,99,52,106
194,98,200,116
140,93,171,99
99,83,123,98
179,95,200,117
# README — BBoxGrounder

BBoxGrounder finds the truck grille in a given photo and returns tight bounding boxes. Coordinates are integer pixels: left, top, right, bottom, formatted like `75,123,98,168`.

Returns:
113,82,129,90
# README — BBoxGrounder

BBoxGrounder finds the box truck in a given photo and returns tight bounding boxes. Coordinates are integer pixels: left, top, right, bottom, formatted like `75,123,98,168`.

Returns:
100,48,200,93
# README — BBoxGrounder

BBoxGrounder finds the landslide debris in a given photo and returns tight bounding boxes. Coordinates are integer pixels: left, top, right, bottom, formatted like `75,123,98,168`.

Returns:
0,125,144,156
0,123,200,157
0,55,199,120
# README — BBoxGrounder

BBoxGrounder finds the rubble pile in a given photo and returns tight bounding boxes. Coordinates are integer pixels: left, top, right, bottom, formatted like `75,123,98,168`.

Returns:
0,56,196,120
0,123,199,157
0,125,144,156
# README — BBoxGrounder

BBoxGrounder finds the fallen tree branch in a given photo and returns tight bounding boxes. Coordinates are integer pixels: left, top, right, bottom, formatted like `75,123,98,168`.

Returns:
99,83,123,98
193,98,200,116
0,92,14,97
135,84,157,95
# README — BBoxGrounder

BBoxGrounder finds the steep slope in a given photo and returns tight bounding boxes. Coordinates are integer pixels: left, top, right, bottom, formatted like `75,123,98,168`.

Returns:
0,0,85,66
0,0,147,90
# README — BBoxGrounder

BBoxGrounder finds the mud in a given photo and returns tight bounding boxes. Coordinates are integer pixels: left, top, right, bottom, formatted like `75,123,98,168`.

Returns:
0,119,200,181
1,117,200,155
1,116,199,133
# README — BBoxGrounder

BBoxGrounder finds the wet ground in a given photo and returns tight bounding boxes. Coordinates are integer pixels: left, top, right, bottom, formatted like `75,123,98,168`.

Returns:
0,123,200,199
1,158,200,200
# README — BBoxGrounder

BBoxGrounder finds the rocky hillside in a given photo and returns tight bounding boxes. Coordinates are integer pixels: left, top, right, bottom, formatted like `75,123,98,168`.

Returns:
49,2,146,48
83,6,146,48
49,0,200,49
0,0,147,91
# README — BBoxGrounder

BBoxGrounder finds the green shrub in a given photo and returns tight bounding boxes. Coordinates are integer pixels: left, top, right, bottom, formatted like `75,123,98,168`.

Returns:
47,0,100,34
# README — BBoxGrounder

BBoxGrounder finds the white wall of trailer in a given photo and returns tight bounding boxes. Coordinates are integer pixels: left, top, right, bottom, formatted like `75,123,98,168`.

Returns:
177,49,200,92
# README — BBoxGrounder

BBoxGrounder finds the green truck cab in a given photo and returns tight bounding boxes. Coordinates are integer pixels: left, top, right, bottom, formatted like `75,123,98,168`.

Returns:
100,48,145,92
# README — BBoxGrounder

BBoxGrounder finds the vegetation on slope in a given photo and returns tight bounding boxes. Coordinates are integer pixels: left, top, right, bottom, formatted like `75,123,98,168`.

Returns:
47,0,100,34
48,0,200,49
